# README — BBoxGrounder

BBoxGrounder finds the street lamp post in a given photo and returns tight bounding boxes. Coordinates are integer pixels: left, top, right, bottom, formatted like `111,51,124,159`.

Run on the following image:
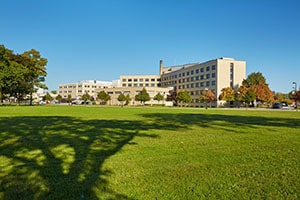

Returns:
292,82,297,110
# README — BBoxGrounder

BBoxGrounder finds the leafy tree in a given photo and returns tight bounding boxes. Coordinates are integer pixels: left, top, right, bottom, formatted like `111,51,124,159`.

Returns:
177,90,192,106
125,94,131,105
166,90,178,106
251,81,274,104
199,89,215,108
242,72,274,105
56,94,62,103
219,87,235,102
244,89,256,107
97,91,111,105
242,72,266,87
117,93,126,106
43,92,53,102
135,88,150,104
154,92,164,104
0,45,47,104
66,95,72,105
81,92,91,103
51,90,57,95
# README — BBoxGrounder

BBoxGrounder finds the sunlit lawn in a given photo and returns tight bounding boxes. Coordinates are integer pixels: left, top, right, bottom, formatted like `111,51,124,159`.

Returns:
0,106,299,199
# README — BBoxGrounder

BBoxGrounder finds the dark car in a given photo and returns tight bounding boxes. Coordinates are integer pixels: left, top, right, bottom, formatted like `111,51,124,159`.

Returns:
272,102,281,109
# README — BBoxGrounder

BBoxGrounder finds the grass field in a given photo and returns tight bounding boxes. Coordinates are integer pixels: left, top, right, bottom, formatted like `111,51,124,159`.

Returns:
0,106,299,199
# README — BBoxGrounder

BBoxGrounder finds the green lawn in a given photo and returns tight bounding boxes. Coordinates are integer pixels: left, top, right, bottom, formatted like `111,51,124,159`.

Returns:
0,106,299,199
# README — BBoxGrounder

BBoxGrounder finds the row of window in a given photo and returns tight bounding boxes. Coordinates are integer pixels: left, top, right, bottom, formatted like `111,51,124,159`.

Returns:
122,83,159,87
59,90,95,94
173,80,216,89
122,78,161,82
163,71,216,82
59,85,107,89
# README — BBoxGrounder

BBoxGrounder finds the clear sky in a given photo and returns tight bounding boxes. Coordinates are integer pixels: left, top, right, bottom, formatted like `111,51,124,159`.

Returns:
1,0,300,93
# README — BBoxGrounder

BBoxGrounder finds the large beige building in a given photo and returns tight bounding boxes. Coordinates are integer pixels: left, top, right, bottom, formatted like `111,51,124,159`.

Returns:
58,57,246,107
160,57,246,107
58,80,118,100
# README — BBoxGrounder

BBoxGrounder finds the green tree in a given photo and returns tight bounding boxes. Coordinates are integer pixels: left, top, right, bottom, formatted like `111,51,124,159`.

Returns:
242,72,266,87
125,94,131,105
177,90,192,106
135,88,150,105
0,45,48,104
97,91,111,105
81,92,91,104
51,90,57,95
244,89,256,107
56,94,62,103
117,93,126,106
66,95,72,105
43,92,53,102
154,92,164,104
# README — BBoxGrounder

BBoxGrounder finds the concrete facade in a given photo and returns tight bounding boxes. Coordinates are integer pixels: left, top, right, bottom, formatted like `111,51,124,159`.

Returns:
120,75,161,88
160,57,246,107
57,57,246,107
58,80,117,100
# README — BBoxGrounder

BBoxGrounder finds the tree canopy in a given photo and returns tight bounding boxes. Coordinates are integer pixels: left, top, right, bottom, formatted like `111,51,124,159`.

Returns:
154,92,164,103
97,91,111,105
135,88,150,104
177,90,192,106
0,45,47,104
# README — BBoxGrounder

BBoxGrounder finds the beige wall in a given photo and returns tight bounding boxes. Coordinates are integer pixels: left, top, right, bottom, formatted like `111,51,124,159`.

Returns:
160,57,246,107
95,86,172,106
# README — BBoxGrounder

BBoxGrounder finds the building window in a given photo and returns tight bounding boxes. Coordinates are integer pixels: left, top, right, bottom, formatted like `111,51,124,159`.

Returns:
206,81,210,86
151,83,155,87
212,80,216,86
212,73,216,78
187,71,189,76
122,79,126,82
145,83,149,86
196,69,199,74
191,83,194,88
139,83,143,87
151,78,155,81
157,78,161,81
206,66,210,71
196,76,199,80
134,79,138,82
128,79,132,82
179,73,181,77
200,75,204,80
191,77,194,81
191,70,194,75
122,84,126,87
200,82,204,87
139,79,143,82
212,65,216,70
187,78,190,82
206,74,210,79
196,82,199,87
128,84,132,87
134,83,138,87
182,72,185,76
145,79,149,82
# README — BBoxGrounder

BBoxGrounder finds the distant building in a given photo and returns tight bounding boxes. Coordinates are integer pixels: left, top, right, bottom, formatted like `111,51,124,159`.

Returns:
160,57,246,107
58,57,246,107
58,80,118,100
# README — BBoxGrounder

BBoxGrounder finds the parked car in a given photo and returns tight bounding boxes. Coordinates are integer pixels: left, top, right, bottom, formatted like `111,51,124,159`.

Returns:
272,102,281,109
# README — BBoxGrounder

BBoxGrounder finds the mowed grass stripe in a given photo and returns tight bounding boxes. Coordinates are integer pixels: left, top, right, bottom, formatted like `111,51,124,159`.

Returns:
0,106,299,199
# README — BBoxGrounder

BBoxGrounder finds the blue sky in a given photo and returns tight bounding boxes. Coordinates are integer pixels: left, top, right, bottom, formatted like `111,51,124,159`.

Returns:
1,0,300,93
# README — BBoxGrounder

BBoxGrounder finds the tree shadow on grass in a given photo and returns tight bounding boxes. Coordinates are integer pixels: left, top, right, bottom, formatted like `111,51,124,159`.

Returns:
140,112,300,133
0,116,170,200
